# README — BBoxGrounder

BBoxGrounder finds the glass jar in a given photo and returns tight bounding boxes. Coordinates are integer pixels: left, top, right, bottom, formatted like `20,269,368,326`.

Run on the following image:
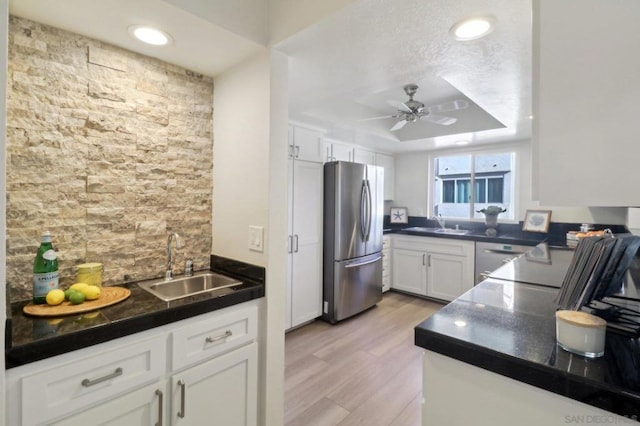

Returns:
76,262,103,287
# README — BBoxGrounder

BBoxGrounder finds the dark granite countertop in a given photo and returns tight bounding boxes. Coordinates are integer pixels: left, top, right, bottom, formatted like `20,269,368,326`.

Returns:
415,245,640,420
5,255,265,368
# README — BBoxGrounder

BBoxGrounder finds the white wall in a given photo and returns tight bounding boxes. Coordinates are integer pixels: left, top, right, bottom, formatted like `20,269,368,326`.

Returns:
1,0,7,421
394,141,627,225
212,49,288,426
213,52,271,267
268,0,357,44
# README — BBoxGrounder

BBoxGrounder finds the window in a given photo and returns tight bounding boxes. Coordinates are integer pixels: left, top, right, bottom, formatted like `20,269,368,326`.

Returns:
432,152,515,220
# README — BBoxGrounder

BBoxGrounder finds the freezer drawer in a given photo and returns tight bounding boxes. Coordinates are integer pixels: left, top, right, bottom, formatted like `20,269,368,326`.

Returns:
323,252,383,323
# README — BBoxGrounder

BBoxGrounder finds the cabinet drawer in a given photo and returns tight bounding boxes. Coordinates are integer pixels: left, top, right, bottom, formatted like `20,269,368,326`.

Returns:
171,304,258,371
21,334,166,425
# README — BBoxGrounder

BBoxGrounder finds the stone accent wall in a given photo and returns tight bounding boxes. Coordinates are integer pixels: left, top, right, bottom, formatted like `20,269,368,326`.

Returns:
6,16,214,302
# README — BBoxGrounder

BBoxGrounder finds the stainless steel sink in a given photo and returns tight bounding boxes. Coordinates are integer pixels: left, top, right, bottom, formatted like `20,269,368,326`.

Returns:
138,272,243,302
403,226,470,235
434,228,470,235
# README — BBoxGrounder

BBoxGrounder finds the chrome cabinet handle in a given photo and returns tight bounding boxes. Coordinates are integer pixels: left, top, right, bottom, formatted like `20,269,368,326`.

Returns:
295,145,300,158
205,330,232,343
428,254,431,267
155,389,163,426
177,380,186,418
294,234,299,253
422,254,426,266
288,144,293,158
287,235,292,254
81,367,123,387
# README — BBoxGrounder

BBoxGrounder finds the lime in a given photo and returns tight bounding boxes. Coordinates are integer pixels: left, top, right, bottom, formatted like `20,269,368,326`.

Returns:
64,289,78,301
45,289,65,306
69,291,86,305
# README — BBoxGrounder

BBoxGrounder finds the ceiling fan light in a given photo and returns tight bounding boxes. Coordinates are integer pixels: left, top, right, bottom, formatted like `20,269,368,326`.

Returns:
450,16,495,41
129,25,172,46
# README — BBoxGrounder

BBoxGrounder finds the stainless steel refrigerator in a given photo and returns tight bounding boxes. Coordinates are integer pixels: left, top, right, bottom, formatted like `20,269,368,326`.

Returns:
323,161,383,324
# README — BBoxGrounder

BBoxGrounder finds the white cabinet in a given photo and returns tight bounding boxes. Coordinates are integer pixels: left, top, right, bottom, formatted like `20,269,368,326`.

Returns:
353,148,376,165
50,382,165,426
533,1,640,206
6,303,260,426
375,153,395,200
287,129,323,330
170,343,257,426
382,234,391,292
391,235,475,301
325,141,354,162
289,125,324,163
392,247,428,295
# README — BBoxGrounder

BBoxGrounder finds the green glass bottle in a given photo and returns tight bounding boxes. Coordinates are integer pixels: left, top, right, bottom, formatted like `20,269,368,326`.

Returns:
33,231,59,304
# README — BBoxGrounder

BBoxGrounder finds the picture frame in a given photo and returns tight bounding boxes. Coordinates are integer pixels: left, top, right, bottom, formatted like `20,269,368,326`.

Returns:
390,207,408,224
522,209,552,233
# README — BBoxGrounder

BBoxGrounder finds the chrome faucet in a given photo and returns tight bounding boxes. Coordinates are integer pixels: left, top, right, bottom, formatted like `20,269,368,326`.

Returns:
166,233,182,281
432,215,446,229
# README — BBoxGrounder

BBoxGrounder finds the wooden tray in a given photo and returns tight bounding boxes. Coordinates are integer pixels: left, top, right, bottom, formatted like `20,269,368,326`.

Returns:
23,286,131,317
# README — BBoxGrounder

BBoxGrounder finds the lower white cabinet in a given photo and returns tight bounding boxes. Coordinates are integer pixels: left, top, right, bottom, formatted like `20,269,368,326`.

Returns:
6,302,259,426
391,235,474,301
50,381,165,426
170,343,257,425
382,234,391,292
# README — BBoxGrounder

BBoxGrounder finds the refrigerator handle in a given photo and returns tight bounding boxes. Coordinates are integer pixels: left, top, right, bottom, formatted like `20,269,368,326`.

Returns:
360,181,367,240
345,254,382,268
365,179,372,241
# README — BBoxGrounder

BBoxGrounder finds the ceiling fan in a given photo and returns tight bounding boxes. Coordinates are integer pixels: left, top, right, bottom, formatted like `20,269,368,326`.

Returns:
363,84,470,131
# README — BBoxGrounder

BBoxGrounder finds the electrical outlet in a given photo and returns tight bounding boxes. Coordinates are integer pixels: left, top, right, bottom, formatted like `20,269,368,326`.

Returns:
248,225,264,252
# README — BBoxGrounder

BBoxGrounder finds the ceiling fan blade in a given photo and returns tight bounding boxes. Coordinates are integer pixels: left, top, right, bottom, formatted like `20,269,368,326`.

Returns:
359,115,395,122
390,119,408,131
387,100,412,113
421,114,457,126
428,99,469,114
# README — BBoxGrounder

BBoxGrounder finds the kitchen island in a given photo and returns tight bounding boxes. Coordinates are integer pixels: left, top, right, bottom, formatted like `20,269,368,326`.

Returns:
415,245,640,425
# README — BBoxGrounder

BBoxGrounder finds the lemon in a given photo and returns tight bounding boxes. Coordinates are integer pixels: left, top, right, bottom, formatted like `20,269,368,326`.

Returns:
70,282,90,292
45,289,65,306
83,285,101,300
69,291,86,305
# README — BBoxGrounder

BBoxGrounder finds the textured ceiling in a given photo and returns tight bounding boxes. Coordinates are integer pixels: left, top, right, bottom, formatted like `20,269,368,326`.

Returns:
277,0,532,152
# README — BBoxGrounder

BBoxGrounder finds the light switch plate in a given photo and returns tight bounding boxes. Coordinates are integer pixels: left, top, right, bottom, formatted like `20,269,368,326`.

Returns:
248,225,264,252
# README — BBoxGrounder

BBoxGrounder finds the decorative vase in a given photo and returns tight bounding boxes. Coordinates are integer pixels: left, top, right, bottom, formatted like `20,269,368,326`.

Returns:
477,206,507,237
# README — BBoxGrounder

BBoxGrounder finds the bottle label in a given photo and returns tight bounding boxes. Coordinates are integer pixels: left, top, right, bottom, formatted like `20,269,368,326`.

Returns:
33,272,59,297
42,249,57,261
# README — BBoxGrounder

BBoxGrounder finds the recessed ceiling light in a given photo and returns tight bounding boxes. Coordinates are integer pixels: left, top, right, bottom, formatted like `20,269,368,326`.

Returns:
450,16,496,41
128,25,172,46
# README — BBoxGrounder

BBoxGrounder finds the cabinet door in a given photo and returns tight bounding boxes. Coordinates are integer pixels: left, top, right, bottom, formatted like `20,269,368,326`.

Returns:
353,148,376,165
331,143,353,162
290,160,323,327
293,126,323,163
51,382,164,426
375,153,394,200
427,253,473,302
171,343,257,426
391,248,427,295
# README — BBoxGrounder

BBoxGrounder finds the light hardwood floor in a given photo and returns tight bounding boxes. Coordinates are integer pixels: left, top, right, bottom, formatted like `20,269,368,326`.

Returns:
284,291,443,426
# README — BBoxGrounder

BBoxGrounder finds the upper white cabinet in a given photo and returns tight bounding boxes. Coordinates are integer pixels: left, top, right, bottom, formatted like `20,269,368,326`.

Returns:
353,148,376,165
533,1,640,206
375,153,395,200
289,125,324,163
391,235,474,301
325,141,354,162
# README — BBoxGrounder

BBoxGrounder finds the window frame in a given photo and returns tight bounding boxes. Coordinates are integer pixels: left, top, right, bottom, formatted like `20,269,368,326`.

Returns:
428,148,518,222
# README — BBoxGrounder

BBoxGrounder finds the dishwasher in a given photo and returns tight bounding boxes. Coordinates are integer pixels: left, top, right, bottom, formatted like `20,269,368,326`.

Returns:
474,241,534,284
